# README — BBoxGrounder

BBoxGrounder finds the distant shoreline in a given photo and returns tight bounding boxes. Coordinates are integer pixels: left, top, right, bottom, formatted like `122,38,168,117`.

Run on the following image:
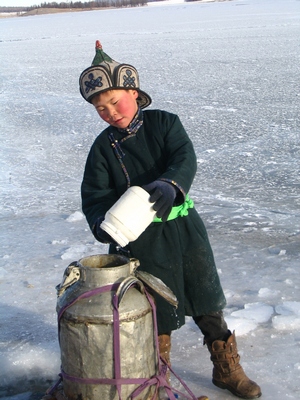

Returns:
0,7,105,18
0,0,230,18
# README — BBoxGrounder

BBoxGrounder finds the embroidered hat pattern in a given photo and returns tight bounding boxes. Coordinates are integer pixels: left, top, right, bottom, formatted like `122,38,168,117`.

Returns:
79,40,152,109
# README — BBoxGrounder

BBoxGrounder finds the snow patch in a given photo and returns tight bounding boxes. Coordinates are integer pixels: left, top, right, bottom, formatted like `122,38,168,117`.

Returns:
66,211,84,222
226,303,274,335
258,287,280,298
272,302,300,331
61,244,88,260
225,316,258,336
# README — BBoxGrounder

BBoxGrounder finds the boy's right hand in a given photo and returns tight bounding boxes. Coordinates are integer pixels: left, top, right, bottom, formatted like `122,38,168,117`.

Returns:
93,217,117,245
143,180,177,222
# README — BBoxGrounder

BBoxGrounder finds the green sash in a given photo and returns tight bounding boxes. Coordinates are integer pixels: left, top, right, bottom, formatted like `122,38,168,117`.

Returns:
153,194,194,223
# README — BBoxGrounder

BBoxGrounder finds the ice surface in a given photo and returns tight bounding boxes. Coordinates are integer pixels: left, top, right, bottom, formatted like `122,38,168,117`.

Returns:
0,0,300,399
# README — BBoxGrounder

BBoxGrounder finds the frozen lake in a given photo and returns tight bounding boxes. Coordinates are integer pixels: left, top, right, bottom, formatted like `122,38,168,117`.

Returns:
0,0,300,399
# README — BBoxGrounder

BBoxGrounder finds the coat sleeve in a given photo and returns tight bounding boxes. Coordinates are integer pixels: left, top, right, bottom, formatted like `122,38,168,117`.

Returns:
153,111,197,202
81,134,118,231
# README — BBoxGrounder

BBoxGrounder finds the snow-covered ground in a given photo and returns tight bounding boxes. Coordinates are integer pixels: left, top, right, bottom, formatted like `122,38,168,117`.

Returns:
0,0,299,399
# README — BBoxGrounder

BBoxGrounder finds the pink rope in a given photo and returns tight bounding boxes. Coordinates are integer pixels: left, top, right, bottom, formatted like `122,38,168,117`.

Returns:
112,293,122,399
57,283,118,323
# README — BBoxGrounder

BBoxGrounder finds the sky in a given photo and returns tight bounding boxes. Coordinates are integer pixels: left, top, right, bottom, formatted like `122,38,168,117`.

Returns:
1,0,41,6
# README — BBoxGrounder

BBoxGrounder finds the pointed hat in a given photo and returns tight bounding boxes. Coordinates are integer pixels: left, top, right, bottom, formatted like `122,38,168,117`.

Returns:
79,41,151,109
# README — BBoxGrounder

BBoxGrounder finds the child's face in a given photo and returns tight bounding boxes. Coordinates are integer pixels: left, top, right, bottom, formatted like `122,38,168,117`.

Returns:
92,89,139,129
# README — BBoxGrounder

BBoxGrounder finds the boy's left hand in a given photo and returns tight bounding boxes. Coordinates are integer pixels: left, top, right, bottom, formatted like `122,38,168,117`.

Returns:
143,180,177,222
94,216,118,245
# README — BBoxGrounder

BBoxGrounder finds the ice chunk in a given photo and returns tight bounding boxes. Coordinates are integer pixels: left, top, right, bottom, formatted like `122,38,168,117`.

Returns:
66,211,84,222
231,302,274,323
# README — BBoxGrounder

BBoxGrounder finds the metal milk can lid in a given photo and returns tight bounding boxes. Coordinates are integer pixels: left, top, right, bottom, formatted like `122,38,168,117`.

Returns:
135,270,178,308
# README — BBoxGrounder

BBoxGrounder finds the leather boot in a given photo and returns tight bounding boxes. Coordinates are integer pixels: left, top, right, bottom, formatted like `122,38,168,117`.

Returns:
158,335,209,400
158,334,171,386
207,332,261,399
158,334,171,367
158,334,171,399
41,389,65,400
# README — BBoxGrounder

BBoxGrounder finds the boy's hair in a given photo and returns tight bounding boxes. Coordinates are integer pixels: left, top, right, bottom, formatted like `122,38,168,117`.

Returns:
79,41,151,109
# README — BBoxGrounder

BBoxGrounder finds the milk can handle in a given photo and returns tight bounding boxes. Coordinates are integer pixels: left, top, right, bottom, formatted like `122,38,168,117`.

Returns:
116,276,145,305
56,261,82,297
129,258,140,274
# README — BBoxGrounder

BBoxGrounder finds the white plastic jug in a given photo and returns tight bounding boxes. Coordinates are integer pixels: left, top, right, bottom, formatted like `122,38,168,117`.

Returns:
100,186,157,247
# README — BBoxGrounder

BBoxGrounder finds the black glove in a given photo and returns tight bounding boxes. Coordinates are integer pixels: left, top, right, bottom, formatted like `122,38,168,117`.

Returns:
143,180,177,222
93,216,117,245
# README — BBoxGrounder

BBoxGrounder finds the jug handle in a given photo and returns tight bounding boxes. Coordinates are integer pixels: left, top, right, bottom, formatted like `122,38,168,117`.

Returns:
116,276,144,305
56,261,82,297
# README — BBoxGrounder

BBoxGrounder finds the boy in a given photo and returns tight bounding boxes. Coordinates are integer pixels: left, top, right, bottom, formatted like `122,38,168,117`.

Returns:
79,41,261,399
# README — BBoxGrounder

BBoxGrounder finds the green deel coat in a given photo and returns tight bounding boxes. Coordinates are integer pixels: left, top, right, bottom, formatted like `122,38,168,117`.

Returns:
81,109,226,334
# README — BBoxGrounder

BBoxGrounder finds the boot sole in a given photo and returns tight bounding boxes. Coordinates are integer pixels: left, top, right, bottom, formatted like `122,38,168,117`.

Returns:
212,379,262,399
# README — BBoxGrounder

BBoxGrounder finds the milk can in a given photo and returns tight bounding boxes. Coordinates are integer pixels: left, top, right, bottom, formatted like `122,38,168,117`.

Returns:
55,254,176,400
